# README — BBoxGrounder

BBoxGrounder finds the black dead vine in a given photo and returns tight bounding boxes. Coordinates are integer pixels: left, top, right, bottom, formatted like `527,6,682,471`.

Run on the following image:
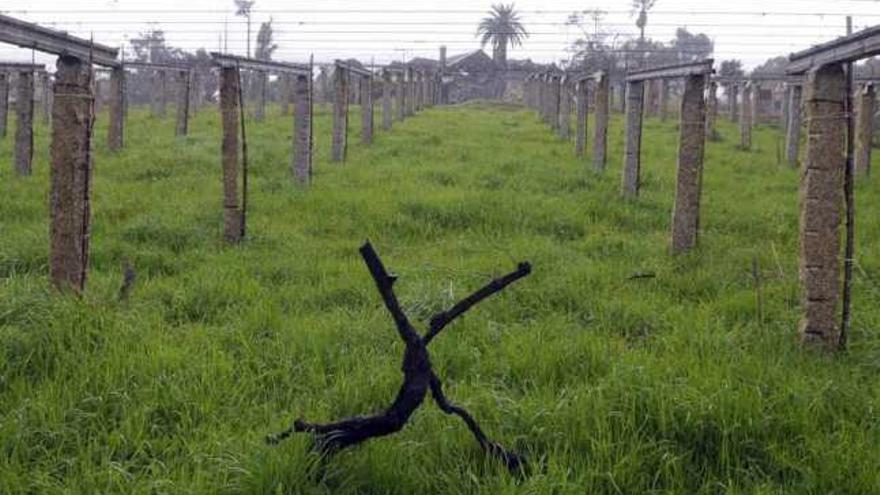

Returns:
267,241,532,474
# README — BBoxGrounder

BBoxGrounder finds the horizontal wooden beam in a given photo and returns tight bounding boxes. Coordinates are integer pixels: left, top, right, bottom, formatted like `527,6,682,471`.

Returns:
210,52,310,75
788,24,880,74
124,61,191,72
0,62,46,72
335,60,373,78
626,59,714,82
0,14,119,67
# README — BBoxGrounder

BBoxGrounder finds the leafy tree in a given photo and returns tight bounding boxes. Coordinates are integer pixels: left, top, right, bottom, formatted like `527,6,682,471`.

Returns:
477,3,529,69
719,59,745,79
632,0,658,45
254,19,277,61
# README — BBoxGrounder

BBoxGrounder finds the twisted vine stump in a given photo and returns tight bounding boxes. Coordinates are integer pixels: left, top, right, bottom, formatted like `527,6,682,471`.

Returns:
799,65,846,349
268,242,533,474
0,73,7,139
622,79,644,198
14,69,34,176
108,67,125,151
50,55,94,293
855,83,875,176
593,72,609,172
786,84,803,168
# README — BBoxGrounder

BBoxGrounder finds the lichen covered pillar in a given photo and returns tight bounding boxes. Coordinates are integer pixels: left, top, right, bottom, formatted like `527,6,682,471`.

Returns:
740,84,753,150
786,84,803,168
671,74,708,254
220,67,242,244
622,80,644,198
292,72,312,184
575,79,588,157
332,66,349,162
799,64,846,349
593,72,609,172
175,70,190,137
855,83,876,176
108,67,125,151
50,56,94,292
14,70,34,176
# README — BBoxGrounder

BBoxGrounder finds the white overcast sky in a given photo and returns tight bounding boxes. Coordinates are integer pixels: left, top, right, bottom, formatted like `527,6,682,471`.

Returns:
3,0,880,70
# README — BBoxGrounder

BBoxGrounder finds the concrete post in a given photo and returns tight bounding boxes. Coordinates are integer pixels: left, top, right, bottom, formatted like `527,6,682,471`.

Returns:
660,79,670,121
786,84,803,168
799,64,846,349
220,66,242,244
558,77,571,140
396,73,406,122
332,66,349,162
751,82,761,127
729,84,739,123
706,80,718,139
255,71,266,122
622,80,645,198
175,70,190,136
782,84,792,135
362,75,373,145
382,70,392,131
740,84,753,150
575,79,588,157
405,68,415,117
14,70,34,176
855,83,876,176
618,81,626,113
280,74,291,117
157,70,167,118
671,74,708,254
593,72,610,172
40,72,51,124
549,75,560,131
108,67,125,151
0,73,8,139
292,72,312,184
50,56,94,293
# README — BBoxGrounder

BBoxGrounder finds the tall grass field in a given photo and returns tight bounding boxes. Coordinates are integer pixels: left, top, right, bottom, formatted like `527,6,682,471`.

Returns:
1,100,879,493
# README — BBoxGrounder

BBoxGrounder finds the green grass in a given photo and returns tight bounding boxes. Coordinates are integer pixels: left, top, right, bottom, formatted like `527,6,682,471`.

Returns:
1,99,879,494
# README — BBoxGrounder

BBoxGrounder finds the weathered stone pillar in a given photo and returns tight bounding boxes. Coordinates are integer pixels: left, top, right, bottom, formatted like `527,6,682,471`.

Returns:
622,80,644,198
292,72,312,184
361,75,373,145
728,84,739,123
660,79,670,121
382,70,392,131
175,70,190,136
575,79,588,157
255,71,267,122
671,74,708,254
786,84,803,168
50,56,94,293
14,70,34,176
220,67,242,244
108,67,125,151
740,84,753,150
593,72,610,172
706,80,718,139
855,83,876,176
0,73,8,139
558,77,571,140
799,64,846,349
332,66,349,162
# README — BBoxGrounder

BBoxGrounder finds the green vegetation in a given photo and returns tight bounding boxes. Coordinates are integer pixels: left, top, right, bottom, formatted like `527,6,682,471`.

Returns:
1,101,878,493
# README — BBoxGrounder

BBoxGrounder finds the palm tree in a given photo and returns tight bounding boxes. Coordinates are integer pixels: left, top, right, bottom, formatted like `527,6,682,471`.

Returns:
632,0,658,46
477,3,528,69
